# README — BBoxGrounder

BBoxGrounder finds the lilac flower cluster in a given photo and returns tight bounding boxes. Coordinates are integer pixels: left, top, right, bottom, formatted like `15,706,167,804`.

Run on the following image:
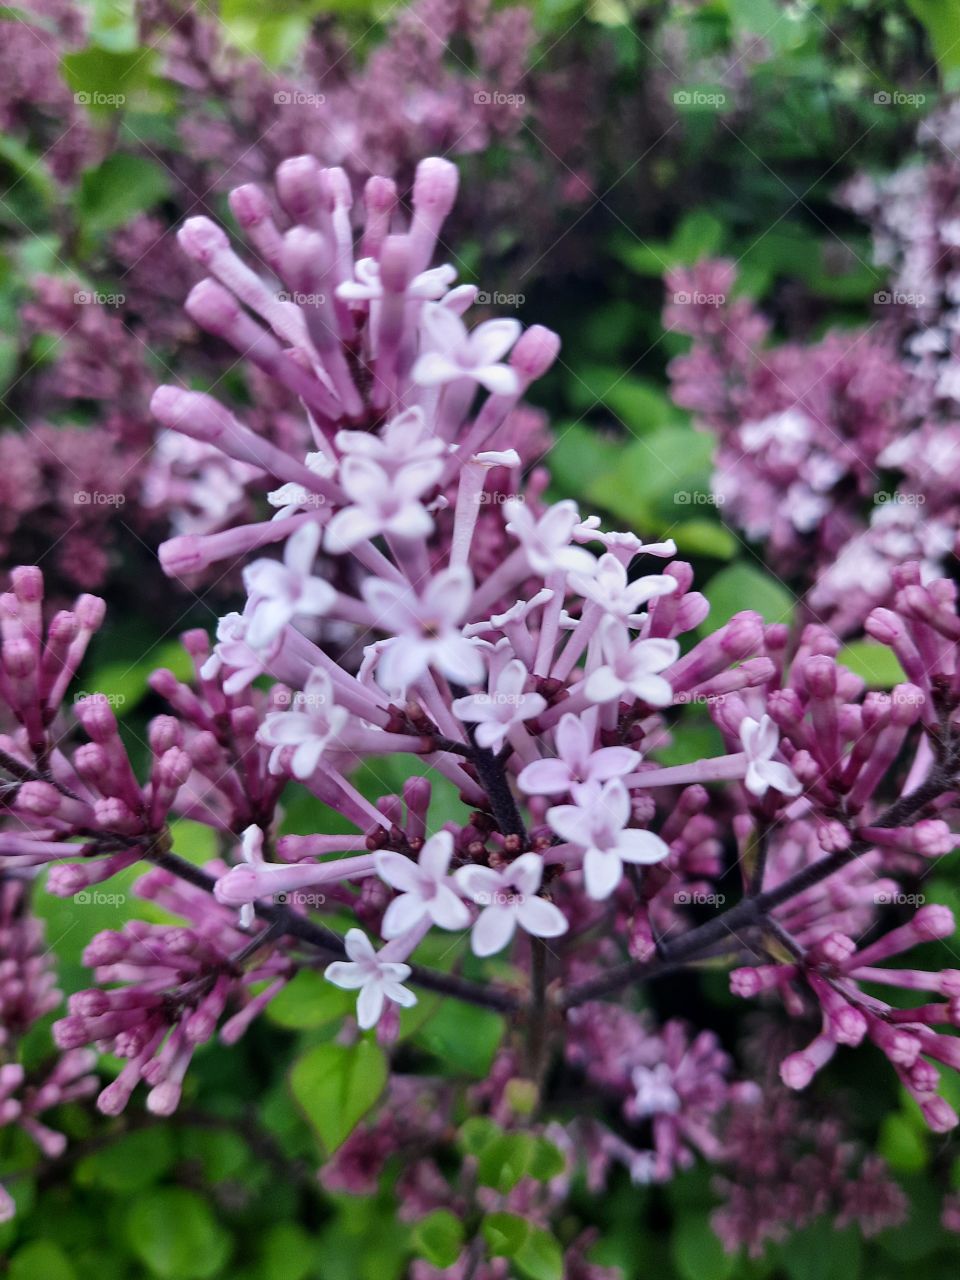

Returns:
2,154,960,1256
666,106,960,639
0,879,98,1220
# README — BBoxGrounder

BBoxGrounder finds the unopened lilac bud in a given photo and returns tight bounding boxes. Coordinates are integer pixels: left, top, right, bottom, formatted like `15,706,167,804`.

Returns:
185,278,241,337
148,715,183,754
82,931,130,965
275,155,323,224
914,904,955,941
177,216,230,264
805,654,837,698
780,1051,817,1090
74,694,118,742
920,1096,959,1132
229,183,271,228
14,780,61,817
146,1081,182,1116
11,566,43,604
157,747,192,789
412,157,459,219
510,326,560,381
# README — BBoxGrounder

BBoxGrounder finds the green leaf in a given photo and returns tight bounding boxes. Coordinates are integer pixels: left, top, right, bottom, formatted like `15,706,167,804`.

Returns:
89,0,139,52
260,1223,319,1280
907,1,960,83
75,1126,176,1192
586,425,716,528
410,1210,464,1269
514,1226,563,1280
125,1188,231,1279
265,968,354,1029
878,1112,929,1174
702,562,795,630
475,1132,564,1194
289,1040,387,1155
10,1242,78,1280
837,641,906,689
414,999,504,1077
61,47,153,108
672,1210,735,1280
482,1212,530,1257
78,154,172,234
671,518,737,560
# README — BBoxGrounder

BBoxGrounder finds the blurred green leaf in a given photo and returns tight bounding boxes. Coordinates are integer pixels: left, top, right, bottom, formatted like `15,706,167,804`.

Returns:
672,1210,734,1280
75,1127,176,1193
10,1241,78,1280
410,1210,464,1269
266,968,354,1029
125,1188,231,1279
483,1211,531,1257
837,641,906,689
78,154,171,234
702,562,795,630
414,1000,504,1077
514,1226,563,1280
289,1040,387,1154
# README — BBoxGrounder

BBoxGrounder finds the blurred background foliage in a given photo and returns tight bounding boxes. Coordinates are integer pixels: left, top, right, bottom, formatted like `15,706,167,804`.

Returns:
3,0,960,1276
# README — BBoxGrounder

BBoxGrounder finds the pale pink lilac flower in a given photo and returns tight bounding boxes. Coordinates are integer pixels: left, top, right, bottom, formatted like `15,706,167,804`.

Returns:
547,779,671,899
455,853,568,956
375,831,471,937
325,929,417,1029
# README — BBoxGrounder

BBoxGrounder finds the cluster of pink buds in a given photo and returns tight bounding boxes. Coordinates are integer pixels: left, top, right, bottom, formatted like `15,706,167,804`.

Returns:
0,879,98,1219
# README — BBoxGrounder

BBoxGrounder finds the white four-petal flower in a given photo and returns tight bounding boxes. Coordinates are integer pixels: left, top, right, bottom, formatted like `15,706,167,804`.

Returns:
258,669,349,779
242,523,335,648
517,711,639,799
325,929,417,1029
547,778,670,900
375,831,471,938
412,305,521,395
584,617,679,707
739,715,802,798
455,853,568,956
452,658,546,752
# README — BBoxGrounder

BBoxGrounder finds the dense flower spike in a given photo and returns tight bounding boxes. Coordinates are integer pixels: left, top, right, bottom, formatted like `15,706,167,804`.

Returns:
3,149,960,1264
